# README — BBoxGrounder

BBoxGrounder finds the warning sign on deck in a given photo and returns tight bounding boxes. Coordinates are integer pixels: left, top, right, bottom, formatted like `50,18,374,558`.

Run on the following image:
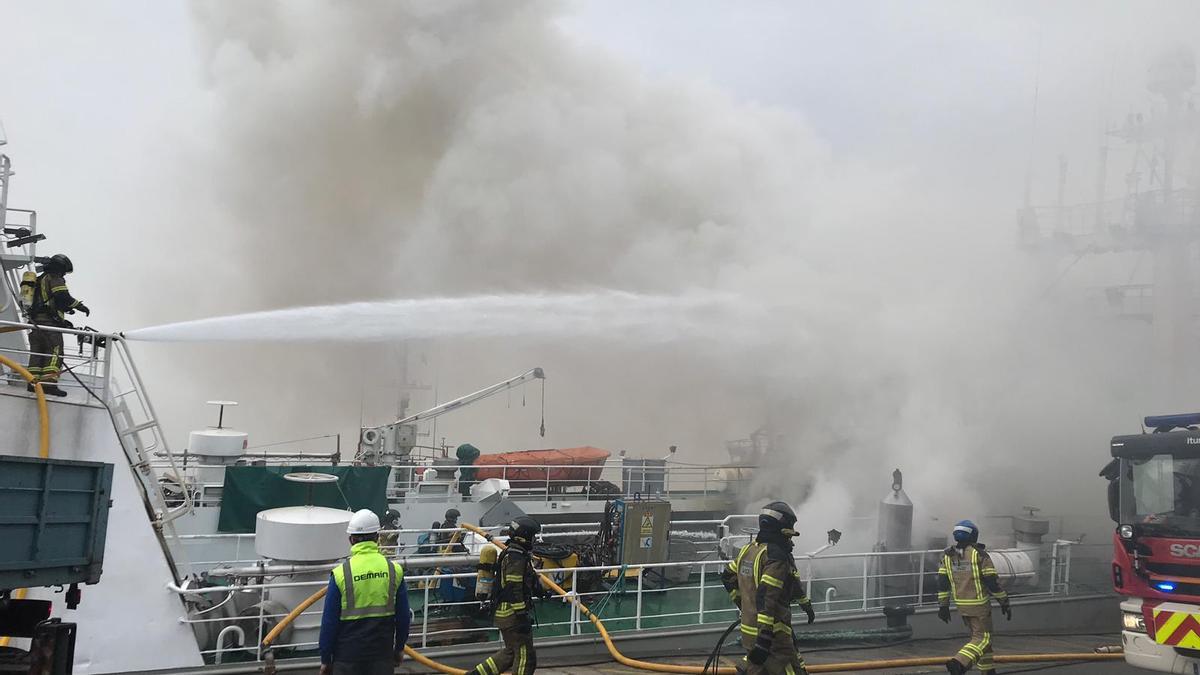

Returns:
640,513,654,533
640,536,653,549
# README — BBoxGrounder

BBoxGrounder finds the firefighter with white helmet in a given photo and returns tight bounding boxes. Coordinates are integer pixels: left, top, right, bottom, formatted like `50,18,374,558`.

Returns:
318,509,410,675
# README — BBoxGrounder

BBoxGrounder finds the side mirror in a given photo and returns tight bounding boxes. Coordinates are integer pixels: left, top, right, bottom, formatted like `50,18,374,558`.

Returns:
1100,459,1120,523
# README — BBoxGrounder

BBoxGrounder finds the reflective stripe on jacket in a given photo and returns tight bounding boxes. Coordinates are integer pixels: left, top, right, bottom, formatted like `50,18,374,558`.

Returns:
32,273,80,322
332,541,404,620
493,547,536,619
729,541,809,638
937,544,1007,607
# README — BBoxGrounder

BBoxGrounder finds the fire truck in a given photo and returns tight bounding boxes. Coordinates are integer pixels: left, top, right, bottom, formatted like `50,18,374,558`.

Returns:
1106,413,1200,672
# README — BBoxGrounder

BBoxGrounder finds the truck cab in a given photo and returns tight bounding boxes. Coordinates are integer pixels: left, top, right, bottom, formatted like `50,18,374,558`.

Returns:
1107,413,1200,672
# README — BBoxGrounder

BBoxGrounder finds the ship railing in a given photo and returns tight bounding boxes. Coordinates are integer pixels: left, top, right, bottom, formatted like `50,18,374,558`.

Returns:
0,320,193,529
140,459,755,506
0,325,111,403
0,204,40,267
1018,188,1200,250
171,519,736,574
167,541,1085,662
391,460,754,502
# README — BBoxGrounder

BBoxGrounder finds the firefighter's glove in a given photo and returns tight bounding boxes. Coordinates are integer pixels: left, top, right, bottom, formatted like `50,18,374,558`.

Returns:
747,637,772,666
938,605,952,623
1000,600,1012,621
76,303,90,316
801,600,815,625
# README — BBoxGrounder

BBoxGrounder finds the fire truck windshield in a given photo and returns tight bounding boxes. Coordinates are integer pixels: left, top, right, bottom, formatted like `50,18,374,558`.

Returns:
1126,454,1200,529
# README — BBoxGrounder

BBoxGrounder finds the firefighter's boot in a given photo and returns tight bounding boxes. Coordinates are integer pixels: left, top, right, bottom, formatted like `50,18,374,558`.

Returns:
945,659,965,675
28,383,68,397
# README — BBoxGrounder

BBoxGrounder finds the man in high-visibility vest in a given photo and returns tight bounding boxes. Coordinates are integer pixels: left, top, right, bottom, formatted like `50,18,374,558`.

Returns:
319,509,410,675
470,516,545,675
937,520,1011,675
720,502,815,675
24,253,88,397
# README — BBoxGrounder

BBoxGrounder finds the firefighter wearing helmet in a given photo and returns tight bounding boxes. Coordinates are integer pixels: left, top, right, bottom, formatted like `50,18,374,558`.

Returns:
721,502,814,674
937,520,1010,675
470,516,547,675
23,254,89,397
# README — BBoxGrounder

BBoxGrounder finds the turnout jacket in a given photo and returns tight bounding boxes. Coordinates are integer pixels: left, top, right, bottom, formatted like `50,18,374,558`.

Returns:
721,540,813,640
937,543,1008,617
491,545,540,624
31,273,83,325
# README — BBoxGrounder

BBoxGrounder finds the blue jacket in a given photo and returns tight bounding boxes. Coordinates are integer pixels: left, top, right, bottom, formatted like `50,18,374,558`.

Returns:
319,574,411,664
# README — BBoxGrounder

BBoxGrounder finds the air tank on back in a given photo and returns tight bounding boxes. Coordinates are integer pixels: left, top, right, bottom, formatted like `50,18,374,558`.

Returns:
876,469,914,604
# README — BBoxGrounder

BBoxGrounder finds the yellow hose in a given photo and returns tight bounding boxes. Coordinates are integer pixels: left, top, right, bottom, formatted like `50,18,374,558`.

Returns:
0,354,51,648
260,523,1124,673
0,354,50,459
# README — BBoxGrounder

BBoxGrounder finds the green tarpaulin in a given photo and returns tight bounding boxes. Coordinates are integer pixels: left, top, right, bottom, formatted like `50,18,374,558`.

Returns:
216,465,391,533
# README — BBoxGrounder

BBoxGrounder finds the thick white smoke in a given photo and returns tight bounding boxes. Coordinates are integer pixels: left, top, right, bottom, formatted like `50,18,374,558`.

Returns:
120,0,1200,546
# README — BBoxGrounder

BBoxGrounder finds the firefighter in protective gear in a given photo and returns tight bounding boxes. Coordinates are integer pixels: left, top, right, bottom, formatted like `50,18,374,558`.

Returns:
937,520,1010,675
720,502,814,675
439,508,467,553
319,509,410,675
25,254,88,397
470,516,544,675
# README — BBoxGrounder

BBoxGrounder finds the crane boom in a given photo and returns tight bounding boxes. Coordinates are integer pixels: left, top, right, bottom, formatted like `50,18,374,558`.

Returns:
358,368,545,463
395,367,544,426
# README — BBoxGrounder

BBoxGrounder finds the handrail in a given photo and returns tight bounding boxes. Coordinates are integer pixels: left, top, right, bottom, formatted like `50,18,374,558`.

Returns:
0,318,121,340
253,523,1104,675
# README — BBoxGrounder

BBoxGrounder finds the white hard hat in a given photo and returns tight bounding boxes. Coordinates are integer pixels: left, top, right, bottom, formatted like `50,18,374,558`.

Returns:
347,509,381,535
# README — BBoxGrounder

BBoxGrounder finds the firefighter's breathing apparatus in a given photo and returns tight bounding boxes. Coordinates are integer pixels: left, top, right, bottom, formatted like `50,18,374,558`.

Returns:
258,521,1123,674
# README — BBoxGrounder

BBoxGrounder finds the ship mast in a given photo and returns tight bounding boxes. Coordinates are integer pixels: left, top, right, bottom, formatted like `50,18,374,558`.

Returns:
1020,48,1200,408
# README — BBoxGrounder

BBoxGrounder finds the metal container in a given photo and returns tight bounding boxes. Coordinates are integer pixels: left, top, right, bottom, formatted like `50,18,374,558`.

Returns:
875,469,914,604
188,428,249,459
0,454,113,590
255,506,352,562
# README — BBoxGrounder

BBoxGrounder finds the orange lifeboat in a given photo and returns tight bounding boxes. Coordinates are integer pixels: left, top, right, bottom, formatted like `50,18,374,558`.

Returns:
472,446,611,488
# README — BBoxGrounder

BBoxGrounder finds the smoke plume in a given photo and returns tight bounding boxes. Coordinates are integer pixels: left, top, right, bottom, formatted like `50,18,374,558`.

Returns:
124,0,1200,546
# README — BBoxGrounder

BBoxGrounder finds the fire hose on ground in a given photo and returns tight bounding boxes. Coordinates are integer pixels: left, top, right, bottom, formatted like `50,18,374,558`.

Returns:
260,522,1123,673
0,355,51,649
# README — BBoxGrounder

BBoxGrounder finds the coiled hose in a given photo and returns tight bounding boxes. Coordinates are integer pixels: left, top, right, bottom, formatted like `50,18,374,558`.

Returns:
261,522,1123,673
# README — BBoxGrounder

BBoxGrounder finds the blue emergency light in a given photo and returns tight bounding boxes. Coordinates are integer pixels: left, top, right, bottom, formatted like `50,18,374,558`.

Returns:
1156,582,1177,592
1145,413,1200,431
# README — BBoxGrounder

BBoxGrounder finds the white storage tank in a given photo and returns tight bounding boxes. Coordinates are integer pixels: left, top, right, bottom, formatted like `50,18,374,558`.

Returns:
189,428,249,458
255,505,352,562
187,401,249,464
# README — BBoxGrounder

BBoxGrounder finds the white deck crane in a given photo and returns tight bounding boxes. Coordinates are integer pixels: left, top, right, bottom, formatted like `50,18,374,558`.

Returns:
357,367,545,464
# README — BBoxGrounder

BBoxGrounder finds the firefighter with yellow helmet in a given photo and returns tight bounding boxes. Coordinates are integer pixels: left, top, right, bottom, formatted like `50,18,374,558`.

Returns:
937,519,1011,675
721,501,815,675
